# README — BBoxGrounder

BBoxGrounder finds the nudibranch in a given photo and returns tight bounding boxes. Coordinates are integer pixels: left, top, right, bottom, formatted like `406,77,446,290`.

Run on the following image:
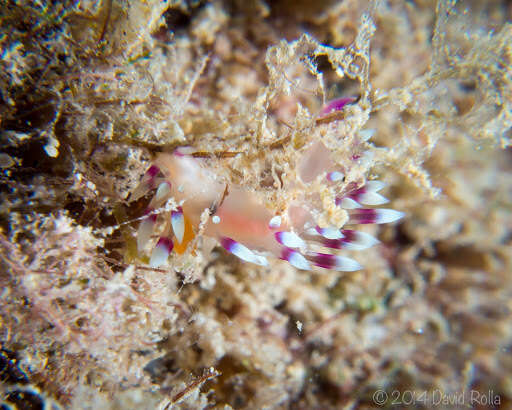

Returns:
133,98,404,271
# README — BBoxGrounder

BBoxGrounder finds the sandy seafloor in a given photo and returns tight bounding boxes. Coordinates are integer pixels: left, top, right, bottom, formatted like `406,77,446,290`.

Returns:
0,0,511,408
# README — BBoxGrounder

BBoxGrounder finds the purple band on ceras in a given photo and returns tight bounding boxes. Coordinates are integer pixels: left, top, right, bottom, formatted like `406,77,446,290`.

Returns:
280,248,311,270
307,252,362,271
171,206,185,244
146,165,160,189
319,96,358,116
348,208,405,225
137,208,158,252
149,236,174,267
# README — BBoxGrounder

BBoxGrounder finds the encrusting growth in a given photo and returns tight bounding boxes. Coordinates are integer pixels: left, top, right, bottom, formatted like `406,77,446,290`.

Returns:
134,98,404,271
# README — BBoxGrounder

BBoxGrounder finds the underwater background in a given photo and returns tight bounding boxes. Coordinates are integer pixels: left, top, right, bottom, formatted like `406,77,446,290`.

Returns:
0,0,511,408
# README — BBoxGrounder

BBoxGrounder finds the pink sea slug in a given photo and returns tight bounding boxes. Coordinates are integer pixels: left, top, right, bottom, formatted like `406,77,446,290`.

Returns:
133,97,404,271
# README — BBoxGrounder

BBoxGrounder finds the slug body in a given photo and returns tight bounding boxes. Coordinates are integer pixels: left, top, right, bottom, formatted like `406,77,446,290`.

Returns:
134,98,404,271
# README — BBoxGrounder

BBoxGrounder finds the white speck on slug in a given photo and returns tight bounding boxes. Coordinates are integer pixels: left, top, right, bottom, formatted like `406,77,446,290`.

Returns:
268,215,281,229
